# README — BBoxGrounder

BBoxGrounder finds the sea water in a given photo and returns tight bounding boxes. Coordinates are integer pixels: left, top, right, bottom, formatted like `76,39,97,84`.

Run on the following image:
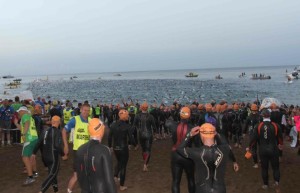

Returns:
0,65,299,105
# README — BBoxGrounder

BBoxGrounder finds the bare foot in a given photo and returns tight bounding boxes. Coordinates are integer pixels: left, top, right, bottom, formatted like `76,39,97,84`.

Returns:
143,164,148,172
114,177,119,183
120,186,128,191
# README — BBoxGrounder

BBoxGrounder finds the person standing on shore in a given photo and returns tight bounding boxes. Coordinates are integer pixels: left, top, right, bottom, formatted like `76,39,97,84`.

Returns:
0,99,15,146
62,103,91,193
243,103,260,168
14,106,39,185
177,123,239,193
75,118,117,193
108,109,136,191
33,116,64,193
165,106,195,193
246,108,283,192
133,102,157,171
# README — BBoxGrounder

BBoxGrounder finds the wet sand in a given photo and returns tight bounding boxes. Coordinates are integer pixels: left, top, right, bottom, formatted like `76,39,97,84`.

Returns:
1,135,299,193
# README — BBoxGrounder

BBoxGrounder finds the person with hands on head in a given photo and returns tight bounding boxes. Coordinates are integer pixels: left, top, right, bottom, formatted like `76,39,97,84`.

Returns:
177,123,239,193
75,118,117,193
33,116,64,193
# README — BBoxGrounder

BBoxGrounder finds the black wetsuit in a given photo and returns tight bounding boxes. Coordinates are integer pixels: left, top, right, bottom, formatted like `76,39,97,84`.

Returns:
133,112,157,165
249,119,283,186
75,140,117,193
108,120,136,186
33,126,63,193
221,109,234,142
243,113,260,164
232,110,242,145
270,110,284,157
177,133,236,193
159,109,168,136
165,120,195,193
32,114,47,167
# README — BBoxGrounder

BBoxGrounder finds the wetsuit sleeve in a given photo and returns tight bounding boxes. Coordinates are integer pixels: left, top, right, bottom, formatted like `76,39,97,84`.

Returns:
228,146,236,162
165,120,177,144
215,134,236,162
102,147,117,193
132,114,139,129
150,115,157,134
33,133,43,155
54,128,64,156
128,126,136,146
249,124,259,149
276,124,283,145
242,117,250,134
176,132,194,159
108,124,114,148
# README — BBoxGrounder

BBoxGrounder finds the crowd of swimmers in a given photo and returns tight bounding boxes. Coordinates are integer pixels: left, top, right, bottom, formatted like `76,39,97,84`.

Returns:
1,96,300,193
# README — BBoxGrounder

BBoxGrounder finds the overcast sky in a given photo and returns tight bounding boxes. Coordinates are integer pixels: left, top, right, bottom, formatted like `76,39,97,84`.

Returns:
1,0,300,75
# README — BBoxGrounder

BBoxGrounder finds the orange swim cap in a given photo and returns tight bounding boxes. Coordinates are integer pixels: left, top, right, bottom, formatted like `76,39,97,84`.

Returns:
180,107,191,120
199,123,216,139
119,109,129,121
52,115,61,122
88,118,105,139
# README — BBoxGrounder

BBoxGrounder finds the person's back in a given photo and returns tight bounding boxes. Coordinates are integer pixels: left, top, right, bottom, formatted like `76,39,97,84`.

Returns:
255,121,282,155
76,140,116,193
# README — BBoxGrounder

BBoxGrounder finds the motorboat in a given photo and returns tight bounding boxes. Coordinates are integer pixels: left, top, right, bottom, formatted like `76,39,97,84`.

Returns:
114,73,122,76
185,72,198,78
2,75,14,79
286,67,299,80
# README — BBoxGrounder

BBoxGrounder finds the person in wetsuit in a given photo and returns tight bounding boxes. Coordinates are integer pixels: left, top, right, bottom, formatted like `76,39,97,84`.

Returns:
108,109,136,191
165,106,195,193
133,102,157,171
177,123,239,193
232,104,243,148
243,104,260,168
33,116,64,193
75,118,117,193
270,103,286,161
247,108,283,191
